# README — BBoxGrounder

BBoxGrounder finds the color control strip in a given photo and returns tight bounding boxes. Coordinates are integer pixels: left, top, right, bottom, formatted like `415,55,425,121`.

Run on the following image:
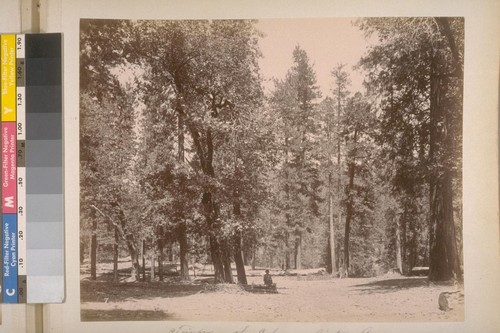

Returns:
25,33,64,303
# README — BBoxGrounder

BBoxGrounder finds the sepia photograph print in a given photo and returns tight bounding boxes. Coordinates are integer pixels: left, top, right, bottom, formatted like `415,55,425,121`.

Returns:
79,17,464,322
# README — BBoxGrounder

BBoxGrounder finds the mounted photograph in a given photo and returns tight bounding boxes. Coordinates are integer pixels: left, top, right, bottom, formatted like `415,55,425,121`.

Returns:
79,17,464,322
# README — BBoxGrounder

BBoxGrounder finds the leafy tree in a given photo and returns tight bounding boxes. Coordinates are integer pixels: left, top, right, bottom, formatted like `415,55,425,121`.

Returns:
80,88,141,280
357,17,463,281
134,19,265,283
81,19,154,281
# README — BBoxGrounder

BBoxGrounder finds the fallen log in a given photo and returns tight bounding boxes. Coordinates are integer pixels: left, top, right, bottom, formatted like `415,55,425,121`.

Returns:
243,283,278,294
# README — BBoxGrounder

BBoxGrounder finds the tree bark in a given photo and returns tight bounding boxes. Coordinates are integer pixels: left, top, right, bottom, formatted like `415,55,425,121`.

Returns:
233,235,247,284
167,242,174,262
202,191,225,282
428,57,462,281
222,243,234,283
408,217,418,272
429,169,461,280
284,230,291,270
177,107,191,281
150,251,155,281
142,239,146,282
242,246,248,266
189,120,231,283
209,234,225,282
344,196,353,275
396,218,403,274
80,239,85,265
251,243,256,270
158,237,164,281
429,172,461,280
127,244,140,282
401,208,408,275
343,129,357,276
328,174,337,275
295,233,302,270
435,18,463,79
283,136,292,271
325,101,337,275
90,219,97,280
336,86,343,277
113,227,119,282
232,199,247,284
178,222,190,280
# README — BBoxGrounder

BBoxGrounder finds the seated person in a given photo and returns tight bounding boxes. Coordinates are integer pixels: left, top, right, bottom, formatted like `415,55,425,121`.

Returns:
263,269,273,286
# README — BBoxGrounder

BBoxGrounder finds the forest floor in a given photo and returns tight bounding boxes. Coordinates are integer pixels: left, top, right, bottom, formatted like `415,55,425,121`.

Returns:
80,261,464,322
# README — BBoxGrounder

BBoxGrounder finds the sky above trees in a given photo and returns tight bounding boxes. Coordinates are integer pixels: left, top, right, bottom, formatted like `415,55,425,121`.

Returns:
256,18,372,97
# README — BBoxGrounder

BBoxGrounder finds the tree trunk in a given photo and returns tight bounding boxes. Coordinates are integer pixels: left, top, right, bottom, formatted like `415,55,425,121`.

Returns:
176,106,191,281
336,77,343,276
92,204,140,281
80,239,85,265
209,234,225,283
435,18,463,79
325,100,337,276
150,250,155,281
142,239,146,282
428,58,462,281
158,238,164,281
396,218,403,274
113,227,119,283
178,103,185,162
251,243,256,270
90,220,97,280
401,208,408,275
283,136,292,272
178,222,190,281
189,120,231,283
233,235,247,284
429,170,461,280
343,129,357,276
167,242,174,262
326,238,332,274
344,199,352,276
242,247,248,266
201,189,227,283
232,199,247,284
328,174,337,275
120,221,140,281
295,233,302,270
409,218,418,272
284,230,291,270
222,244,234,283
125,241,140,281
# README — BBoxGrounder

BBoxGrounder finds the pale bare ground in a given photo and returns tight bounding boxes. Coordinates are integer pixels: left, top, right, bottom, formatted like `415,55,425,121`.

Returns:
80,265,464,322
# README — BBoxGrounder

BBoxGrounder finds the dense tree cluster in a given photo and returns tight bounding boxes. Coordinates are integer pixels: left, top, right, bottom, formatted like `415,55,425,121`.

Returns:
80,17,463,283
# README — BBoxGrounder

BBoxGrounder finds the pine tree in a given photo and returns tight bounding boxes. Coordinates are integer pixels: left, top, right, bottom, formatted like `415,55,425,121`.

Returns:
270,46,323,270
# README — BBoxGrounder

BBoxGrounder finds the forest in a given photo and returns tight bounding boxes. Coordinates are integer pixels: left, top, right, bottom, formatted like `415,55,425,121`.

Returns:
79,17,463,287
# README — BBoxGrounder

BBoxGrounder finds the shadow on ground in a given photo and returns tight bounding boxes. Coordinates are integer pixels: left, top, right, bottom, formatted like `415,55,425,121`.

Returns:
351,277,429,294
81,309,174,321
81,280,205,303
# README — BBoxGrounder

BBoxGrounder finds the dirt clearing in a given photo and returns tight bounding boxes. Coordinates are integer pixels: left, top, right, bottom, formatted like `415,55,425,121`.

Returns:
81,272,464,322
